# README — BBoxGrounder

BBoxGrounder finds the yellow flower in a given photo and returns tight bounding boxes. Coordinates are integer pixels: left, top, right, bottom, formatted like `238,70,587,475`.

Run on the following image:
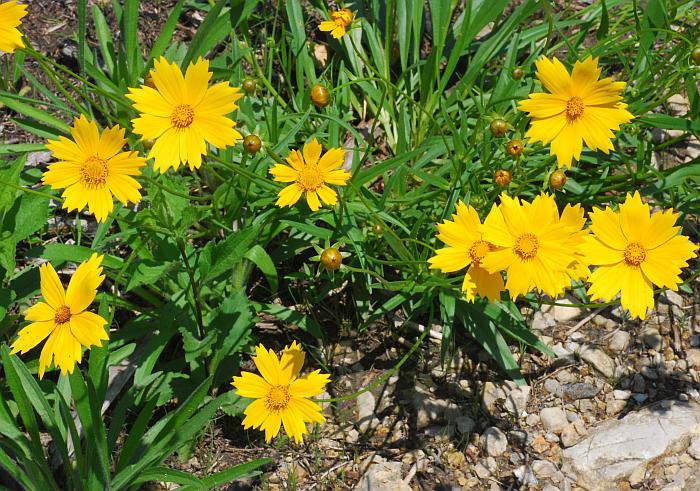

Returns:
269,138,350,211
43,115,146,223
127,57,243,173
481,193,584,299
581,192,696,320
517,56,633,168
550,202,591,296
231,342,330,443
0,1,27,54
318,9,353,38
428,201,504,302
11,254,108,379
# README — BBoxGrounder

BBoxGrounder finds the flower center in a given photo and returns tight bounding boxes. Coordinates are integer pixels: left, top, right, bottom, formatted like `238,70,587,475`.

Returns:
565,96,585,121
171,104,195,129
623,242,646,266
469,240,493,265
81,156,109,188
54,305,71,325
333,9,353,26
514,233,539,260
299,165,323,191
266,385,291,411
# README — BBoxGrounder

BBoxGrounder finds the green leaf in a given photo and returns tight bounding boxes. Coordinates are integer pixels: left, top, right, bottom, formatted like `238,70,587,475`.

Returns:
244,244,279,292
0,154,25,212
637,114,700,132
596,0,609,40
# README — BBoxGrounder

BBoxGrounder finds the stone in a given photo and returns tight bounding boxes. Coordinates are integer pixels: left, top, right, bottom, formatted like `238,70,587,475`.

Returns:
544,379,560,395
473,463,491,479
614,390,632,400
481,380,530,417
609,331,631,352
514,465,538,486
540,407,568,434
412,384,451,429
628,465,646,487
532,459,559,478
632,374,646,393
606,399,628,416
482,426,508,457
357,391,380,432
579,345,615,378
345,428,359,443
455,415,475,435
26,151,52,167
561,419,588,448
544,297,584,322
641,327,663,351
532,310,556,331
561,383,600,401
563,400,700,483
355,456,410,491
686,349,700,370
688,435,700,459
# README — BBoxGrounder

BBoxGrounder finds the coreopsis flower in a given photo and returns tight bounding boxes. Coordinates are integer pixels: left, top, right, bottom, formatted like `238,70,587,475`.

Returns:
269,138,350,211
127,57,243,173
581,192,696,320
428,201,504,302
318,8,353,39
0,1,27,54
43,115,146,222
552,203,590,296
231,342,330,443
517,56,633,168
481,193,584,299
11,254,108,379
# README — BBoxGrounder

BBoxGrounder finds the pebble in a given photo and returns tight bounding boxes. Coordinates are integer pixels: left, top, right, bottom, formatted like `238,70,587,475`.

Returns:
560,419,587,447
532,459,559,478
482,427,508,457
606,399,628,416
614,390,632,400
514,465,538,486
456,415,475,435
540,407,568,434
357,391,379,431
686,349,700,369
579,345,616,378
609,331,631,352
688,436,700,459
532,311,556,330
544,379,560,395
633,393,649,403
561,382,600,400
641,327,664,351
632,374,646,393
545,297,583,322
690,335,700,347
641,366,659,380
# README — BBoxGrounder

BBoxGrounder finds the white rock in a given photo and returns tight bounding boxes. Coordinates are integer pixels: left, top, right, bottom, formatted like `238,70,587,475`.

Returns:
563,400,700,483
514,464,538,486
532,310,556,331
540,407,568,434
482,426,508,456
354,456,411,491
544,297,584,322
357,391,379,432
481,380,530,417
688,435,700,459
609,331,631,352
532,459,559,478
687,349,700,370
561,419,588,448
614,390,632,400
579,345,616,378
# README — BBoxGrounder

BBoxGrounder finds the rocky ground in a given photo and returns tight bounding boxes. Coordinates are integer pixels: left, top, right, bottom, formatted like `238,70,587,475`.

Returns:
234,287,700,491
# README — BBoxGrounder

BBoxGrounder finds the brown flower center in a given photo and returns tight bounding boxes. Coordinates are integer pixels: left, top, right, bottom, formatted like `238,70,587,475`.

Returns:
514,233,539,260
469,240,493,266
623,242,646,266
171,104,195,129
566,96,585,121
298,165,323,191
81,156,109,188
54,305,71,325
266,385,291,411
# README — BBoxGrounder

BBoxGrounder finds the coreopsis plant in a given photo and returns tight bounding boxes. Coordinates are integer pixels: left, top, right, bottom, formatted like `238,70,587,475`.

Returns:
428,201,504,302
517,56,633,168
481,193,585,299
318,8,353,39
581,192,697,319
0,0,27,53
269,138,351,211
232,342,330,443
127,56,243,173
11,254,108,379
42,115,146,222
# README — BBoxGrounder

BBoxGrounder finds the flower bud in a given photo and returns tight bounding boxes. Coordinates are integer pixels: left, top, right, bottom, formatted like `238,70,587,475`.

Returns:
505,139,524,158
692,47,700,64
242,78,257,95
511,67,524,80
549,170,567,190
493,169,512,187
310,84,330,108
243,135,262,154
320,247,342,271
489,119,508,137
